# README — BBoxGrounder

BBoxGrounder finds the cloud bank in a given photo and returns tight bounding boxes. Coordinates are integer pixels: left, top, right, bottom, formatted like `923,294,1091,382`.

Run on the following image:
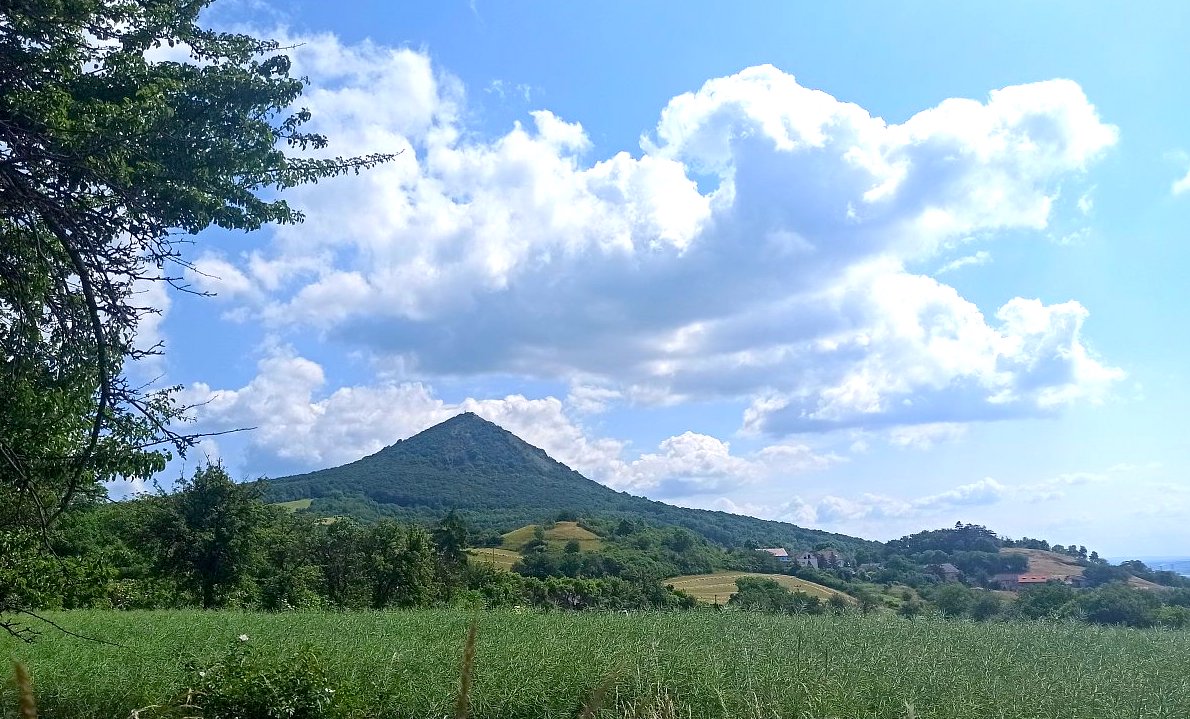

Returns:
182,348,839,496
188,34,1122,443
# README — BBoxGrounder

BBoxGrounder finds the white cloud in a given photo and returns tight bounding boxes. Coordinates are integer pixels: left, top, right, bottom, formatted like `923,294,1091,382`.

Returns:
622,432,756,493
689,462,1145,536
888,422,968,449
188,255,259,301
193,37,1121,435
935,250,991,275
184,348,838,494
1173,167,1190,196
566,384,622,414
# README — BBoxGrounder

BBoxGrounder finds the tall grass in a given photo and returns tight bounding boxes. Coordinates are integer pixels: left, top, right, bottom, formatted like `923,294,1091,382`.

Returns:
4,609,1189,718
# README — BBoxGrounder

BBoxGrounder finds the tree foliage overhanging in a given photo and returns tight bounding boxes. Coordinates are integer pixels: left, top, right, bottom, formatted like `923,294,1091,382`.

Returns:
0,0,390,534
0,0,390,633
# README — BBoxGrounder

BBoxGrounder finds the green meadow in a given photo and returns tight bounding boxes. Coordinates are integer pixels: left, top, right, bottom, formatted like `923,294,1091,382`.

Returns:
5,610,1189,719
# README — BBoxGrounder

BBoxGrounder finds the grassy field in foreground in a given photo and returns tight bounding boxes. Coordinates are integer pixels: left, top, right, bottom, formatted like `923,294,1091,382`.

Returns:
664,571,850,604
5,610,1190,719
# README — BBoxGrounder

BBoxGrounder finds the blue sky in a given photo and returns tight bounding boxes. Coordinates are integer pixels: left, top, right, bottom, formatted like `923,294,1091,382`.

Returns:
137,1,1190,556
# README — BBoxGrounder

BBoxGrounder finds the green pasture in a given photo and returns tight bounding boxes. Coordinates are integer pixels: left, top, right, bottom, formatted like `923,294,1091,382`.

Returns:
5,610,1190,719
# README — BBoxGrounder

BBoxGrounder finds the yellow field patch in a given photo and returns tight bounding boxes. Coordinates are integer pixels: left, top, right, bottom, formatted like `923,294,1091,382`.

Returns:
467,547,521,571
664,571,852,604
500,521,603,551
1001,548,1085,579
1001,548,1162,590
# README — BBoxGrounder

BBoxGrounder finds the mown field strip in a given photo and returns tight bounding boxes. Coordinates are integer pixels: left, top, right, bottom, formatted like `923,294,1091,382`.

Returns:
664,571,850,603
5,610,1189,719
467,547,522,570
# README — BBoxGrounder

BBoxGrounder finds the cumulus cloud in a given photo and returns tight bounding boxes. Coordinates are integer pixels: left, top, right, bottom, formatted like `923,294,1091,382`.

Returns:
621,432,839,494
935,250,991,275
565,384,623,414
190,36,1122,435
183,349,839,494
1173,167,1190,196
688,462,1145,535
887,422,968,449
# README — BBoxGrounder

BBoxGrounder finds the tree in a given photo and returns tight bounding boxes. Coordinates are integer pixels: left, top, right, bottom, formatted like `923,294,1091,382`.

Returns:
433,510,470,567
1083,563,1131,587
141,463,269,608
1015,582,1076,620
1073,584,1160,627
0,0,391,541
897,597,924,619
932,583,973,617
968,592,1002,622
364,521,438,609
312,520,370,609
854,588,881,614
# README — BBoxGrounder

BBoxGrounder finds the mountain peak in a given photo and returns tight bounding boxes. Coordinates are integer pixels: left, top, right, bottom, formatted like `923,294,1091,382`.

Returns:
408,412,522,445
436,411,493,428
265,411,873,553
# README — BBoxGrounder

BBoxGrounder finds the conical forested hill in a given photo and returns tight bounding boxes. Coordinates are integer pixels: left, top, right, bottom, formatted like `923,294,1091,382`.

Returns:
263,412,875,552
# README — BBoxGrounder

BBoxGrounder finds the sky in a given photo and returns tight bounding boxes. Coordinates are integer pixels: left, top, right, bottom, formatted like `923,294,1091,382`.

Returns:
130,1,1190,557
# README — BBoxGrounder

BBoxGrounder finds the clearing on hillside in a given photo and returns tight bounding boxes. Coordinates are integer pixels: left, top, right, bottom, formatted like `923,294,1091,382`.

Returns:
1001,548,1085,579
467,547,521,571
665,571,850,604
1002,548,1161,589
272,498,313,512
500,521,603,551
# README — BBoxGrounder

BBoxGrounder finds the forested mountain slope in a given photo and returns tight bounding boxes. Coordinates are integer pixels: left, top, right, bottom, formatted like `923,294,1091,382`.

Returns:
263,413,874,552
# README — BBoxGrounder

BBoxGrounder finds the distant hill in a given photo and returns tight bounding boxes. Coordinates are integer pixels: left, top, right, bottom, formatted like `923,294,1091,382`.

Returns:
263,412,874,552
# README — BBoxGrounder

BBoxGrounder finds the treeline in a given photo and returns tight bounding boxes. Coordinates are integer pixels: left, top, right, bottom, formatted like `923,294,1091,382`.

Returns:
505,518,786,583
723,574,1190,628
7,469,1190,633
2,465,696,622
757,522,1190,628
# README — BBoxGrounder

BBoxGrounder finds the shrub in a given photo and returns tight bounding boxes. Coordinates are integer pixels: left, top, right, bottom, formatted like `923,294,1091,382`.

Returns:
1073,584,1160,628
968,593,1002,622
158,637,348,719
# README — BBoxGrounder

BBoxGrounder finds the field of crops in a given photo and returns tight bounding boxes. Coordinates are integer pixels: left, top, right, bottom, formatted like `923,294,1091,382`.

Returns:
5,610,1189,718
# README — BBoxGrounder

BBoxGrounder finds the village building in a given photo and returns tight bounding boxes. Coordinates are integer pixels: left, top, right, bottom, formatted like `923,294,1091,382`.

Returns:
796,551,819,569
814,548,846,568
929,563,962,582
759,547,790,564
991,573,1053,591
